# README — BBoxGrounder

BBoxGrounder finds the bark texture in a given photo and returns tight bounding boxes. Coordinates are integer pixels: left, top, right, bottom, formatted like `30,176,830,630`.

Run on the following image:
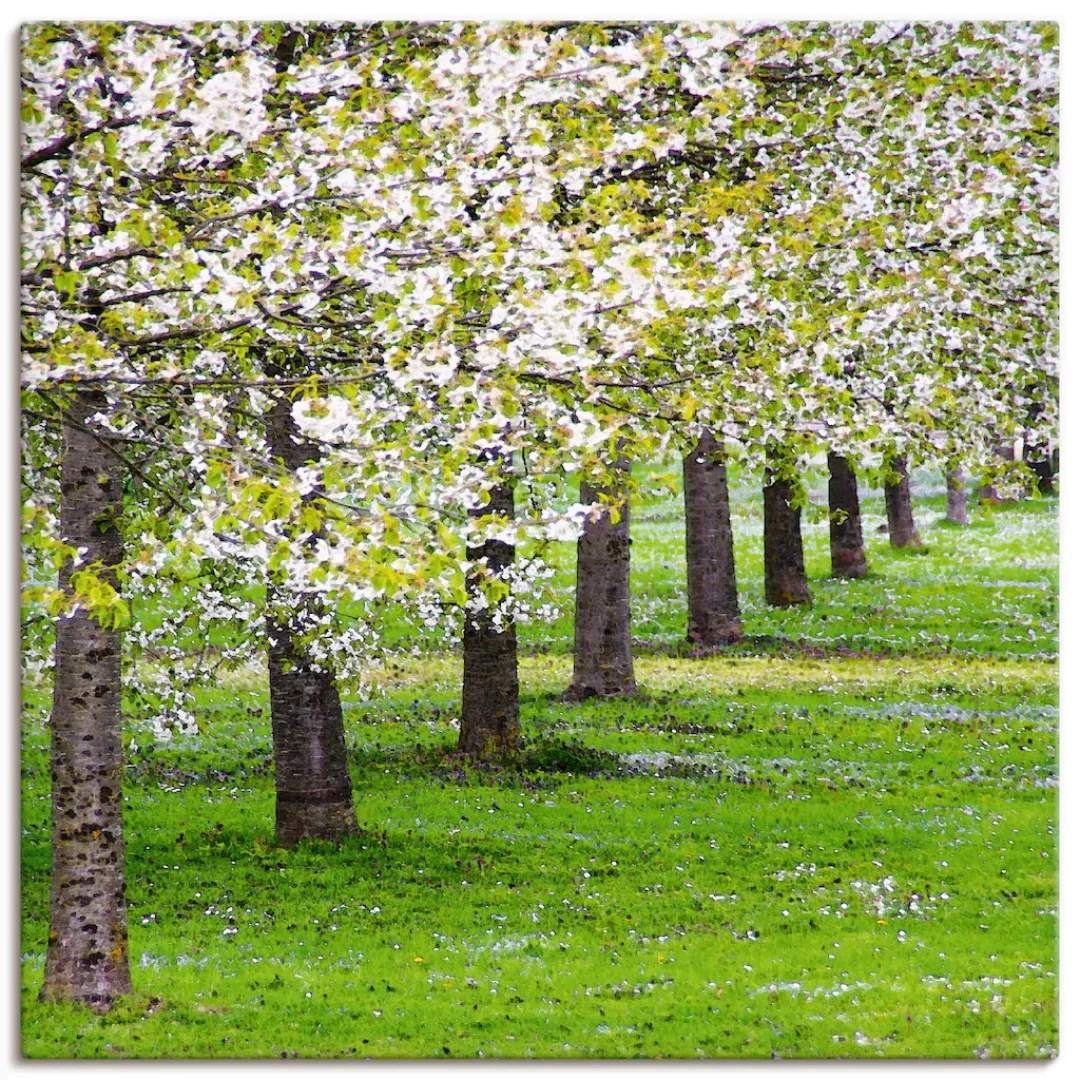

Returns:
884,454,923,548
683,430,741,645
459,479,521,756
763,454,812,606
567,466,636,699
266,388,357,847
267,610,358,846
945,465,969,525
827,452,868,579
42,391,133,1011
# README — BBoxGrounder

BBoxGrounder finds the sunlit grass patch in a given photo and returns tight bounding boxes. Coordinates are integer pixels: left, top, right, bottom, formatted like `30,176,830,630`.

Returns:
326,651,1056,710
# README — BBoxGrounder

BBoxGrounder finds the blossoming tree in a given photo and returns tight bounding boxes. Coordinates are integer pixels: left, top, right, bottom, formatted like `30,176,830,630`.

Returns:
21,19,1056,1008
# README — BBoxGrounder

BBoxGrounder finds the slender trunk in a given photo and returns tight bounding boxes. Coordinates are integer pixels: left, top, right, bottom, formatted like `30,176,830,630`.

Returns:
884,454,923,549
827,452,868,579
42,391,133,1011
945,465,969,525
683,430,741,645
567,463,636,699
459,478,521,756
265,390,357,847
763,452,812,606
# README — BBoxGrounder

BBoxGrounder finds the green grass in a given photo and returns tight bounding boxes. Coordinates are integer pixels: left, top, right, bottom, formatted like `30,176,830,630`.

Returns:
516,463,1057,659
115,463,1058,663
20,466,1057,1058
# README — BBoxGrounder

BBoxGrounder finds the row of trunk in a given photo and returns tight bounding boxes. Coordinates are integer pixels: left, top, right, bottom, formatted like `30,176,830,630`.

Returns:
39,404,1028,1008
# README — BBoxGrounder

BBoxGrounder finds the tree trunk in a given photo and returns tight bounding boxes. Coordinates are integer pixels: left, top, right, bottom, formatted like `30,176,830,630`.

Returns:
42,391,133,1011
827,452,868,579
884,454,923,548
683,430,741,645
763,453,812,606
266,609,358,846
265,389,357,847
459,478,521,756
1024,442,1057,496
945,465,969,525
566,464,636,699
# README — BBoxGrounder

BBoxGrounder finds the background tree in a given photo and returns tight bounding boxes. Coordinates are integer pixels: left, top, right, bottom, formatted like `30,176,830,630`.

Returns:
763,447,812,607
263,369,358,844
883,453,924,550
945,464,970,525
459,456,521,756
827,452,868,578
683,429,741,644
566,460,637,699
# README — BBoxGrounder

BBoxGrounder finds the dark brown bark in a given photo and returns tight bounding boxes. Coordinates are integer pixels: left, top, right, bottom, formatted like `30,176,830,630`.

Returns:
1023,442,1057,496
459,479,521,756
1029,452,1057,496
827,452,868,579
945,465,969,525
763,453,812,606
683,430,741,645
266,609,357,846
265,389,357,847
566,464,636,699
884,454,923,548
1023,392,1057,496
42,391,133,1011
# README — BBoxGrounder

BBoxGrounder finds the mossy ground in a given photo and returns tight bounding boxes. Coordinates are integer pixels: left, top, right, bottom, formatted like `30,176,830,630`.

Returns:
20,467,1057,1058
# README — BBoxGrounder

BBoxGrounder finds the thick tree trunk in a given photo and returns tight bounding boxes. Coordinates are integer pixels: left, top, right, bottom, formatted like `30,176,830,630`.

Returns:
683,430,741,645
459,479,521,756
884,454,923,549
827,452,868,579
763,453,812,606
267,608,358,846
945,465,969,525
566,465,636,699
265,389,357,847
42,391,133,1011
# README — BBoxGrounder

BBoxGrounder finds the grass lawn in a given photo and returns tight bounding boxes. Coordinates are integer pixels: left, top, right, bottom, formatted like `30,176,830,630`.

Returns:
19,466,1058,1058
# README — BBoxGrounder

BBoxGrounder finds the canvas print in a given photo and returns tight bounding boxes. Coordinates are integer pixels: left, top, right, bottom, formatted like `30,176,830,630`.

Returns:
20,21,1057,1058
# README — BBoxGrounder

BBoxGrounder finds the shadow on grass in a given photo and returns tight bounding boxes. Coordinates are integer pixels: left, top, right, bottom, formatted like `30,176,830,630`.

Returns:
629,634,902,660
350,737,622,786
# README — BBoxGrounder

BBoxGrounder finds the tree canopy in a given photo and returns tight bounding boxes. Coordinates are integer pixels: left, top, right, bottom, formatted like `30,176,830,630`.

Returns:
22,21,1058,698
